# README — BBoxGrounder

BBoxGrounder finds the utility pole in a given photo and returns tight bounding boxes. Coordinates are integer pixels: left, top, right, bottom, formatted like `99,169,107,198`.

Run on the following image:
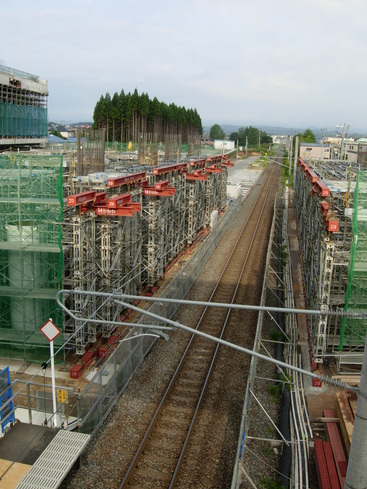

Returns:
345,334,367,489
288,135,293,177
320,128,326,160
293,135,299,189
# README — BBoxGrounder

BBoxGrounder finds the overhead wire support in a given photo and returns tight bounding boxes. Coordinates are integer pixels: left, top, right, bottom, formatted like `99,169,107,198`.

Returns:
55,290,364,397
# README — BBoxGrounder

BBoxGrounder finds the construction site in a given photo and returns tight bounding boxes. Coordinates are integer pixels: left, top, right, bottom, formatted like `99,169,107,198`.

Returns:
0,65,48,148
1,62,367,488
0,139,232,364
294,157,367,373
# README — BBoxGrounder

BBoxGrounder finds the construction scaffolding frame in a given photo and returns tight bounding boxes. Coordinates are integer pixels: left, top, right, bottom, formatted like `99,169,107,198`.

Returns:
62,172,144,354
76,127,105,176
294,157,366,370
141,163,187,287
0,65,48,141
62,155,231,355
0,153,63,361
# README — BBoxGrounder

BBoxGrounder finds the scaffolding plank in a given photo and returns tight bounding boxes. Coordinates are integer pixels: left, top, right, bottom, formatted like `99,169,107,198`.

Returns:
16,430,90,489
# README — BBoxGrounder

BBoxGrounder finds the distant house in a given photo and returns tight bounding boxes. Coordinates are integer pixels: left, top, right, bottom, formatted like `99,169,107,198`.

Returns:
357,139,367,167
299,142,330,160
344,140,359,163
54,125,75,139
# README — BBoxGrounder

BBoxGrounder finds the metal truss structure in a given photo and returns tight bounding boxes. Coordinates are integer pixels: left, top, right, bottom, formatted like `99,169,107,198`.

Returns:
63,155,232,354
62,173,144,354
294,157,366,371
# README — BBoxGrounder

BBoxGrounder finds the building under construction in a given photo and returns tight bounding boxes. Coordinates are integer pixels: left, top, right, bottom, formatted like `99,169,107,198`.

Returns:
0,153,64,360
0,148,231,360
0,64,48,148
294,157,367,373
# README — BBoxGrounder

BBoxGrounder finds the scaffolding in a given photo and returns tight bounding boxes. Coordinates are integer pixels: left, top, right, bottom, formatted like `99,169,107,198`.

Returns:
294,157,367,370
138,132,159,166
62,155,231,355
0,154,64,360
0,65,48,141
340,171,367,353
76,127,105,176
141,164,187,287
62,172,144,354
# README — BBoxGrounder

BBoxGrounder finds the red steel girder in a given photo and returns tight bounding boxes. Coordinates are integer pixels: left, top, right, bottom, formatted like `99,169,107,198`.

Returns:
106,171,146,188
152,163,187,175
186,169,208,181
93,205,137,217
189,158,207,168
142,180,176,196
206,164,222,173
67,191,96,207
305,168,318,182
154,180,169,191
108,193,132,208
221,160,234,167
314,180,330,197
142,187,176,197
207,155,222,164
94,192,107,204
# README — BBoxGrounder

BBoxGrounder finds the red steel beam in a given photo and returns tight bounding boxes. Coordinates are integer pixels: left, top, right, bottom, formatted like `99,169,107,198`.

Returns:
206,165,222,173
106,172,146,188
315,440,332,489
323,441,341,489
189,158,207,168
142,188,176,197
107,193,132,208
314,180,330,197
152,163,187,175
67,191,96,207
324,409,347,488
93,206,136,217
186,169,208,181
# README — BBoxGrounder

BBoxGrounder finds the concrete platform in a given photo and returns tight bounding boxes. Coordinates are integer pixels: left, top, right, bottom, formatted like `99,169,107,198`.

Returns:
0,422,58,487
0,422,59,465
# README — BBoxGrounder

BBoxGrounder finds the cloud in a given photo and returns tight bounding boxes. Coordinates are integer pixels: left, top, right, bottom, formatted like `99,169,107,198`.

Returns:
1,0,366,130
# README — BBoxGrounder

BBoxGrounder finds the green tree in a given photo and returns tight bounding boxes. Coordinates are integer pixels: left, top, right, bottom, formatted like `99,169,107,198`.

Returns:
301,128,316,143
229,126,272,148
210,124,225,140
92,89,202,143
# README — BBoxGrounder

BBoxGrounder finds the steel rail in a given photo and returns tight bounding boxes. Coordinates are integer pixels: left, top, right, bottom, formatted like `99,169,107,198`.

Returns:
119,164,277,488
168,163,277,488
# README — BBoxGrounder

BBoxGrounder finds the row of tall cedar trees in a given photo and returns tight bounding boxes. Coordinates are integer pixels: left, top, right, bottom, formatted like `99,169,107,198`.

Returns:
93,89,203,144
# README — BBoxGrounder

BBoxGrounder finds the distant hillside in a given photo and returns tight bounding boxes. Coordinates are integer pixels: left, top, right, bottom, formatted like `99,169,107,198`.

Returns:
203,123,305,136
203,123,366,138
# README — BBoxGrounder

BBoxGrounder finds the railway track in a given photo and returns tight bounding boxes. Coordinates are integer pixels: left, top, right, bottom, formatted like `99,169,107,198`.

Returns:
119,162,280,488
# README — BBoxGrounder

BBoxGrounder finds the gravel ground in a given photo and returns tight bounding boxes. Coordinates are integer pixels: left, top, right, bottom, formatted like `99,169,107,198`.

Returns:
61,163,282,489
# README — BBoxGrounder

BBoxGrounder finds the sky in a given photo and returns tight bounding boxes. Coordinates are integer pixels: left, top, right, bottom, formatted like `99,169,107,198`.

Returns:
1,0,366,133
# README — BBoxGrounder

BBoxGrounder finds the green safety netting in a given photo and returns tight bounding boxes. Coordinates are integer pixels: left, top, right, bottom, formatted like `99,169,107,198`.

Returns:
0,102,48,138
0,154,64,361
340,170,367,348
